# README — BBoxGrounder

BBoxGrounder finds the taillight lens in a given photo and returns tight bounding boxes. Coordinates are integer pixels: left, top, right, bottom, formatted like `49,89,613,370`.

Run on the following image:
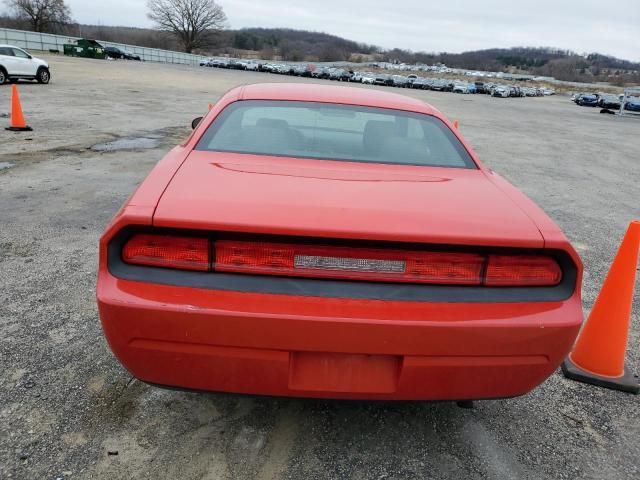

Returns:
485,255,562,286
120,234,563,287
122,234,209,271
214,240,485,285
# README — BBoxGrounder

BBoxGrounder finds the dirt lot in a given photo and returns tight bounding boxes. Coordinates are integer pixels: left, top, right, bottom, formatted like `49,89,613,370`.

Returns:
1,55,639,480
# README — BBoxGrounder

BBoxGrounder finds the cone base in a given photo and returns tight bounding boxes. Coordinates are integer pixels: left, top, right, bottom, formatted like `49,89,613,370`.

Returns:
561,358,639,394
5,126,33,132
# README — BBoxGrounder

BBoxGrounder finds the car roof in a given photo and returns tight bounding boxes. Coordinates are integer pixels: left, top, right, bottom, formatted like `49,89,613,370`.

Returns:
237,83,439,115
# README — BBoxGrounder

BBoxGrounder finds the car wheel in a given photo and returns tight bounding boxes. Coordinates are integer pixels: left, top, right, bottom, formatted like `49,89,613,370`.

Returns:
0,68,6,85
36,68,50,84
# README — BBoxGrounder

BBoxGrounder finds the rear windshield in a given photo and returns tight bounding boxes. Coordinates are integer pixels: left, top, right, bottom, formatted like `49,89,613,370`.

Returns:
196,100,476,169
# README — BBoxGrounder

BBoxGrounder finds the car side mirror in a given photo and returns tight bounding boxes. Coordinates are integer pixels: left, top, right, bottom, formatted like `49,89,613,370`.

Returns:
191,117,203,129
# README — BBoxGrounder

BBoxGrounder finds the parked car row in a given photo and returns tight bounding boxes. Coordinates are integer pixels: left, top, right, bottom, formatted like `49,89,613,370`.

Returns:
571,92,640,111
199,58,554,98
200,58,257,70
409,79,550,97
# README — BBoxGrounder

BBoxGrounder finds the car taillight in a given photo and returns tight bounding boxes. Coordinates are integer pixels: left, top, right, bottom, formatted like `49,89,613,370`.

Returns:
484,255,562,286
214,241,486,285
120,234,563,287
122,234,209,271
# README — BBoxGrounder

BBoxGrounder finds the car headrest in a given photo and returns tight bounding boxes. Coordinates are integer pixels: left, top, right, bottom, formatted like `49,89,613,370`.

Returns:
363,120,398,155
237,125,301,153
380,137,429,164
256,118,290,129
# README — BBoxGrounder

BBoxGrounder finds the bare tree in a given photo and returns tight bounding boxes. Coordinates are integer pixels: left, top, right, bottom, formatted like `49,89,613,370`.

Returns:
147,0,227,53
4,0,72,33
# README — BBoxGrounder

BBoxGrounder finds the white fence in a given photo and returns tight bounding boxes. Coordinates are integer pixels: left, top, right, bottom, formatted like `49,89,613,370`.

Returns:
0,27,207,66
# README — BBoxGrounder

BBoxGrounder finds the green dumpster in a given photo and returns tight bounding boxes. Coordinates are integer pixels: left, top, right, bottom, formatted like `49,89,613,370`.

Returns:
63,39,106,59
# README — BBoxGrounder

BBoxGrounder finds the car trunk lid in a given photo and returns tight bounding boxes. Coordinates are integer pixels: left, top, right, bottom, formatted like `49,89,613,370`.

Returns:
153,152,544,248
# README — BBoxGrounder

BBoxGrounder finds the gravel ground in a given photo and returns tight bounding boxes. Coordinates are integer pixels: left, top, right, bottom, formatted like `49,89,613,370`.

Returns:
0,55,639,480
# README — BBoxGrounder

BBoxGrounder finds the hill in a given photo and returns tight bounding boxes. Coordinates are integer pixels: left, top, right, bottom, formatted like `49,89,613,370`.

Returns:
387,47,640,85
226,28,378,62
1,17,638,85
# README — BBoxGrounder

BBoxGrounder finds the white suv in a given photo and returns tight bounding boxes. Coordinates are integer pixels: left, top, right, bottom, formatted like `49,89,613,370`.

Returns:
0,45,51,85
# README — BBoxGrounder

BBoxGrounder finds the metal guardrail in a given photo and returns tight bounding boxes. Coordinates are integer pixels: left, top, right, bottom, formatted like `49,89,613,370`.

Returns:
0,27,207,66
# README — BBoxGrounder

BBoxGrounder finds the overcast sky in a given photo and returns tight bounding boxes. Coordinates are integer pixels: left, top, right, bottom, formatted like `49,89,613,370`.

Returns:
59,0,640,61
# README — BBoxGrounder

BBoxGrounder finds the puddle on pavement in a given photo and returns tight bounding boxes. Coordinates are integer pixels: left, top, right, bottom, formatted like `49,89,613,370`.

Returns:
0,162,15,171
91,133,164,152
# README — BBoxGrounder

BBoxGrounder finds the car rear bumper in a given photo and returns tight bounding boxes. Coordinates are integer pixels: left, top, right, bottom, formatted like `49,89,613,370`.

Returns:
97,272,582,400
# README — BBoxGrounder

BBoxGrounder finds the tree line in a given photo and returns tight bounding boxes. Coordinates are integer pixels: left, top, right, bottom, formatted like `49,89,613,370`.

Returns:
228,28,378,62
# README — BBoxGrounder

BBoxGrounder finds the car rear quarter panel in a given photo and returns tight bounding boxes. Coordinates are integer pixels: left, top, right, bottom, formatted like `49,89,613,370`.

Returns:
485,169,583,296
99,145,192,267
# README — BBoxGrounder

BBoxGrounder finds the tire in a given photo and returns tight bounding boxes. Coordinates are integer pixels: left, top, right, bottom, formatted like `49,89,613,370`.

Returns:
0,68,6,85
36,67,50,84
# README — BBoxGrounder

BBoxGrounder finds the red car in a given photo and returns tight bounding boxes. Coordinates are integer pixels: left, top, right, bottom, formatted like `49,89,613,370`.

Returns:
97,83,583,401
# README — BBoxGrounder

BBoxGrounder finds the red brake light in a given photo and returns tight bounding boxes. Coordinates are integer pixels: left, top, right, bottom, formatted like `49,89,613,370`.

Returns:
119,233,563,287
122,234,209,271
214,240,485,285
485,255,562,286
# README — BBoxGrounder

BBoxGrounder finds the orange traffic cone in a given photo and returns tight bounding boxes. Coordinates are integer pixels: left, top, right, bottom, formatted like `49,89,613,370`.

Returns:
453,120,459,129
5,84,32,132
562,220,640,393
208,103,213,111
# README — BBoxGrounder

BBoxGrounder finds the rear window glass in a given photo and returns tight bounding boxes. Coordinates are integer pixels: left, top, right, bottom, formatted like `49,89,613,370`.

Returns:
196,101,476,169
